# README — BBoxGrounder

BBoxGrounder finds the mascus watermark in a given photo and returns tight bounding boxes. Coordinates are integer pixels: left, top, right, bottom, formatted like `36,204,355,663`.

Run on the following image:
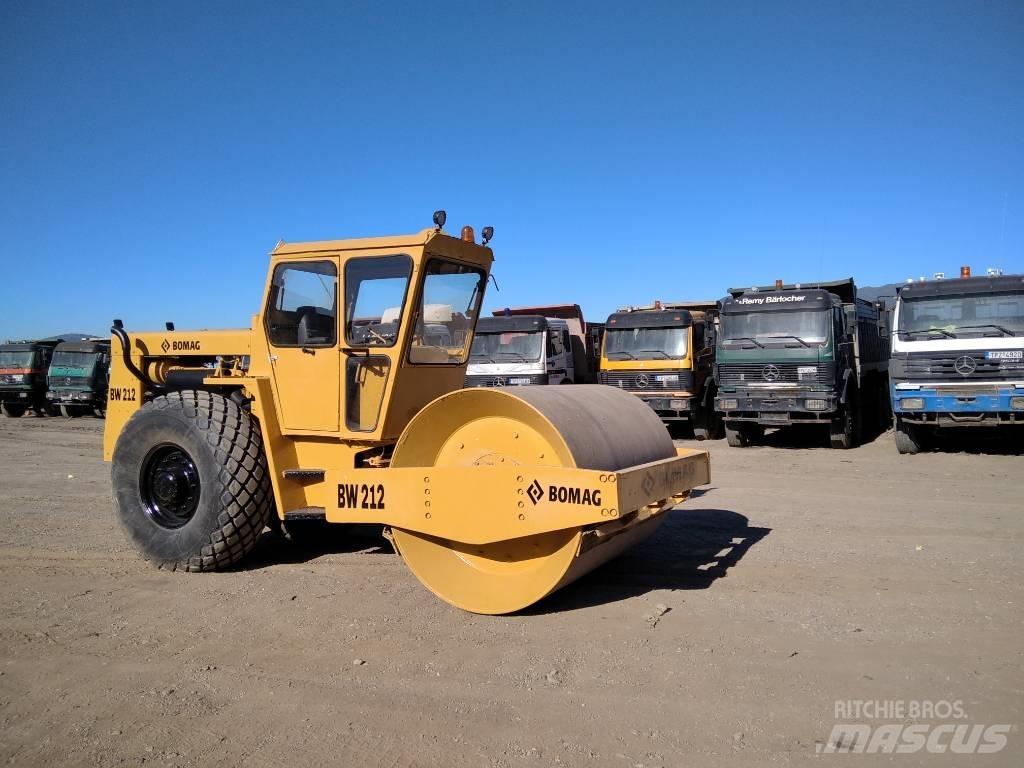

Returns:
817,700,1012,755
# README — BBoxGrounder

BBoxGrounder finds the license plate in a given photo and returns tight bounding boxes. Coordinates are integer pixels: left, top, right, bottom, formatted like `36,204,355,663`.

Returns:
985,350,1023,360
762,412,788,421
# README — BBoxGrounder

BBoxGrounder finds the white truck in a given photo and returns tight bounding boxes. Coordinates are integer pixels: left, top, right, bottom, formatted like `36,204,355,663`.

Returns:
889,268,1024,453
465,304,600,387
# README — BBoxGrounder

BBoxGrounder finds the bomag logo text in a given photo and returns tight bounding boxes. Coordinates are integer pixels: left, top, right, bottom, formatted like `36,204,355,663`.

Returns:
162,339,201,352
548,485,601,506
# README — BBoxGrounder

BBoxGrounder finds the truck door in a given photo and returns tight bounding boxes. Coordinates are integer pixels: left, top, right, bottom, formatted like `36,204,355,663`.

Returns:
264,260,340,432
562,329,574,381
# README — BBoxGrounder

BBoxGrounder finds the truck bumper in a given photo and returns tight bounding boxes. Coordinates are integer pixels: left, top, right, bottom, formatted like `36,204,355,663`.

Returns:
630,392,694,422
0,389,33,404
715,391,838,425
892,384,1024,427
47,390,97,405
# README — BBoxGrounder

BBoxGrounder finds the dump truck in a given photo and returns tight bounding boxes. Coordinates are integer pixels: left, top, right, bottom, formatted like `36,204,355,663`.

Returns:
0,339,60,417
102,213,710,614
466,315,577,386
889,267,1024,453
465,304,601,388
715,279,889,448
47,339,111,417
599,301,723,439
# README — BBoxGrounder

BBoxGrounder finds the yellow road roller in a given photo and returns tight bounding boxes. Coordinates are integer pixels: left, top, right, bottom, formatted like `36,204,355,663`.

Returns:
103,213,710,614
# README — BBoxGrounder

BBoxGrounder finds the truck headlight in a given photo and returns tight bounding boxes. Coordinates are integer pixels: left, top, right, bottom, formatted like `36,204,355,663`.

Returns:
901,397,925,410
805,399,828,410
1011,397,1024,410
719,398,738,410
670,399,689,410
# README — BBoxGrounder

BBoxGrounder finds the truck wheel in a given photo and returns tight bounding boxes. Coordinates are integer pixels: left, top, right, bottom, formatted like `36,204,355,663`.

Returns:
1,403,26,418
59,404,77,418
829,407,855,449
694,408,725,441
725,423,748,447
112,390,272,571
894,417,923,455
93,406,106,418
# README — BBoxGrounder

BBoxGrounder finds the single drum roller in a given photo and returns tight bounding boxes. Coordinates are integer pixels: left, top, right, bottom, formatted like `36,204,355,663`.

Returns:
386,385,692,614
102,218,710,614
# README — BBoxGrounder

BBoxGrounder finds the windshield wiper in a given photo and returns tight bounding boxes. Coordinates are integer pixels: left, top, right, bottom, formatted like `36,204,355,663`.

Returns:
634,349,671,359
470,355,497,363
761,334,811,348
494,352,530,361
606,351,637,360
953,324,1015,337
898,328,956,339
723,336,764,348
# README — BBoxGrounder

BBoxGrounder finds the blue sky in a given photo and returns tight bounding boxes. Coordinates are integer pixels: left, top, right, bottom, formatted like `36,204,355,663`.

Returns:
1,0,1022,339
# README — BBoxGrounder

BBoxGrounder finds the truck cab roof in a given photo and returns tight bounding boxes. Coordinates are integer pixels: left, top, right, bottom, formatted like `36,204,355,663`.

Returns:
476,315,552,334
54,340,110,354
606,309,703,329
898,274,1024,299
720,288,839,314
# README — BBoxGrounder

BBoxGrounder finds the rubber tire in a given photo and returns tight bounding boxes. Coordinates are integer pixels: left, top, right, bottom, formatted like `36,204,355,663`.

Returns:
1,403,26,418
112,390,272,571
894,416,922,455
829,407,855,449
60,404,78,418
93,406,106,418
725,422,748,447
694,407,725,441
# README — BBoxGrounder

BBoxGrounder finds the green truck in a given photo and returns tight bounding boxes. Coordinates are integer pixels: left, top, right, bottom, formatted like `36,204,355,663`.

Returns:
0,340,60,417
714,278,890,448
47,339,111,417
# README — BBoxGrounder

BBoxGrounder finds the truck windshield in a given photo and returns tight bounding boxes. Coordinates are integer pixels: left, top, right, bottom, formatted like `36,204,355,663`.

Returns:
0,351,36,368
604,327,687,360
52,351,98,368
898,291,1024,337
470,331,544,363
721,310,829,345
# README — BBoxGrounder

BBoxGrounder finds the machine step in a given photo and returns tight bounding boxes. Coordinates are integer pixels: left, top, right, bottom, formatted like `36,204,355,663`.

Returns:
283,507,326,521
282,469,326,480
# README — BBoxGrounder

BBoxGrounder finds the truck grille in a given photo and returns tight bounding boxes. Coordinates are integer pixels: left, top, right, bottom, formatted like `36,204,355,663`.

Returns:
900,354,1024,381
599,370,694,392
49,376,91,388
717,363,832,386
464,374,545,387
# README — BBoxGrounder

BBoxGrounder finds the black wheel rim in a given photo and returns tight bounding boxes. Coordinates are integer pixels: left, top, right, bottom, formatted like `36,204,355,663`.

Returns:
140,444,201,529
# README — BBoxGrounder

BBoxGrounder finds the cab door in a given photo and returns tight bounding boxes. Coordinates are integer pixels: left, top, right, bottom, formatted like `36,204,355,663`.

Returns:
264,259,340,432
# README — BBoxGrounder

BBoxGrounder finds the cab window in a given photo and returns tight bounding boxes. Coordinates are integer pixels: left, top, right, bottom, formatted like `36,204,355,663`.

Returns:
345,255,413,347
265,261,338,347
409,260,487,364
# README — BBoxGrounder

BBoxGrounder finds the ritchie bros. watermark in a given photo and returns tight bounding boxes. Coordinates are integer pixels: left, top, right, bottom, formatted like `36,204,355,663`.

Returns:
817,700,1013,755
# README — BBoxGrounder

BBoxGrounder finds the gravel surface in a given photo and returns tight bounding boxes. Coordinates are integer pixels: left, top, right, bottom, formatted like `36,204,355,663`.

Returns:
0,416,1020,766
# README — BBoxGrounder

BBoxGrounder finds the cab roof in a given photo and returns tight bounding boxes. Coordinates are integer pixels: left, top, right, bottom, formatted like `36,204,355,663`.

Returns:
720,289,838,314
606,309,700,329
899,274,1024,299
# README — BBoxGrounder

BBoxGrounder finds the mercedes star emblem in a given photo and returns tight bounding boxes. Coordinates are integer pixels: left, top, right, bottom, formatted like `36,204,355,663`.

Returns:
635,373,650,388
954,356,977,375
762,364,781,382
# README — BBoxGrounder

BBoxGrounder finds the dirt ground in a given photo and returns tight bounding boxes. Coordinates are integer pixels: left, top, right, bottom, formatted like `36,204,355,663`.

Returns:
0,416,1020,767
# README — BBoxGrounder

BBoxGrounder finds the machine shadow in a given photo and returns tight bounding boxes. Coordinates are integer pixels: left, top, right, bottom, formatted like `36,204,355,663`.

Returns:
524,507,771,614
241,523,393,569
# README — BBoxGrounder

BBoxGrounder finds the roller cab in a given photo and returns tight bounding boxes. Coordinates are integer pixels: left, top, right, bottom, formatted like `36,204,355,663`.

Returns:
103,213,710,614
